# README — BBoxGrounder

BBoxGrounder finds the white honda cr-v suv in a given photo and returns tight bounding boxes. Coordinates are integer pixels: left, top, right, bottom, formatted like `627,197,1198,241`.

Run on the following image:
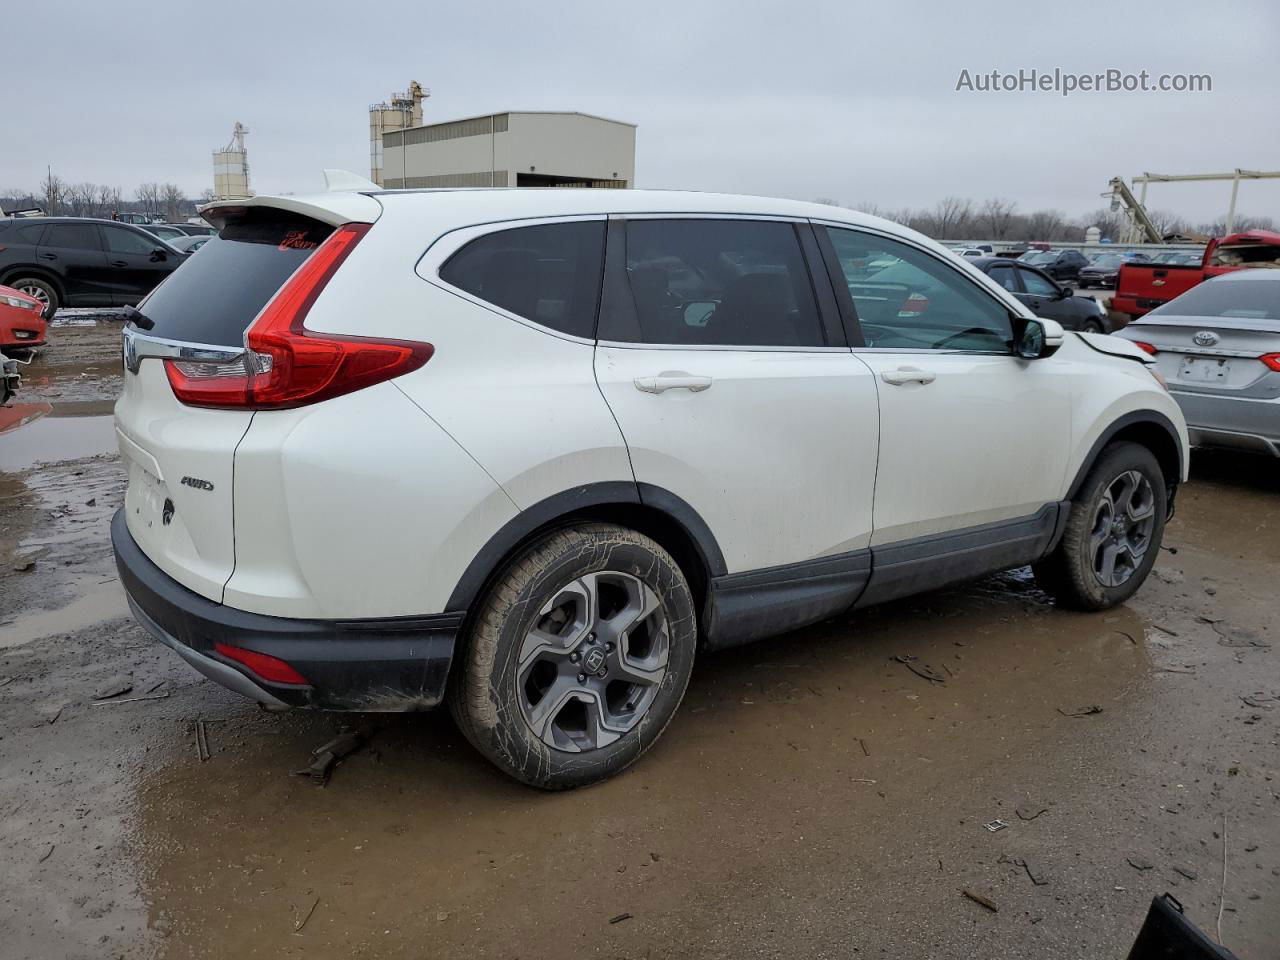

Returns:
112,178,1188,788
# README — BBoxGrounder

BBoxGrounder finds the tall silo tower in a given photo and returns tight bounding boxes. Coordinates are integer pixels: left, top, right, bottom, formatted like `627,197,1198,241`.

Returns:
212,123,252,200
369,82,427,186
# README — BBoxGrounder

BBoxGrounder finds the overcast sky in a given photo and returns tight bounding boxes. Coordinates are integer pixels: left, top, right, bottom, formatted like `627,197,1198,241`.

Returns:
10,0,1278,223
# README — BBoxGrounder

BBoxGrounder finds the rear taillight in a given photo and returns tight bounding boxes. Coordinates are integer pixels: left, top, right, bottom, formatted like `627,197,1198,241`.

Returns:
1261,353,1280,372
165,223,432,409
214,642,309,685
1132,341,1159,355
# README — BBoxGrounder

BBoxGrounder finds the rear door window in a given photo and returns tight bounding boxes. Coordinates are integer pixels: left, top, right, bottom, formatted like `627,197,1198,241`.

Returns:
620,219,825,347
0,222,48,246
439,221,605,339
986,264,1018,292
1017,267,1058,296
134,211,333,346
41,223,102,251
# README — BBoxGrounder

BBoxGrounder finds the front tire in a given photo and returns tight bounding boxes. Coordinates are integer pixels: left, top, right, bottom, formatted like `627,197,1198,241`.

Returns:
1082,319,1104,334
1033,442,1166,610
449,523,696,789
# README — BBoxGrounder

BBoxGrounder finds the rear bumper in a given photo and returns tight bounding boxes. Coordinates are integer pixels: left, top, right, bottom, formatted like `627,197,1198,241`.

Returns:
111,509,462,710
1171,390,1280,457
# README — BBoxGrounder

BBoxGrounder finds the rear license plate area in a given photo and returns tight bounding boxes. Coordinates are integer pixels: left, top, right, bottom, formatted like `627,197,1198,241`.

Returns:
1179,355,1231,383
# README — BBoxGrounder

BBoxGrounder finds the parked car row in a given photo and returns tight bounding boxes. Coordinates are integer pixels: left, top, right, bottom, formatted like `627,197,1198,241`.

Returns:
112,184,1188,789
0,217,191,315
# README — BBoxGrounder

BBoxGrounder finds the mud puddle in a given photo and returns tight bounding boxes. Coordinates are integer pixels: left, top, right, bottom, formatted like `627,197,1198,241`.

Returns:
0,413,117,472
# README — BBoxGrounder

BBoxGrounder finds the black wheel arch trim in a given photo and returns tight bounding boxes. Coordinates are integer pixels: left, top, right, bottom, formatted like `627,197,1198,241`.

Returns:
1066,410,1185,505
0,266,65,301
444,480,727,615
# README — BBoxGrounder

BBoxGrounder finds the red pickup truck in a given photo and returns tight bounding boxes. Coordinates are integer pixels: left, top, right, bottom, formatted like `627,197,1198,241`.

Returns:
1113,230,1280,319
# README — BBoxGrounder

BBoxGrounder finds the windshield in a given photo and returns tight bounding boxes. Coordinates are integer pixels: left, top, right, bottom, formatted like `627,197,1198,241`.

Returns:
1090,256,1123,269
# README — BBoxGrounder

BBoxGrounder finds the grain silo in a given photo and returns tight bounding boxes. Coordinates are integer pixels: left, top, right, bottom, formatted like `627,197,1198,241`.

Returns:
212,123,252,200
369,82,427,186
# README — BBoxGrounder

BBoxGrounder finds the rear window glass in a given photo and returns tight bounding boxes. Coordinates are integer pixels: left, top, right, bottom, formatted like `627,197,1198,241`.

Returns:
0,222,48,245
439,221,605,339
135,211,333,346
1150,278,1280,321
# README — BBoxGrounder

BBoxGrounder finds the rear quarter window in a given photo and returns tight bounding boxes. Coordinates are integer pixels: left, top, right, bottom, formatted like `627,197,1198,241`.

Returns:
438,221,605,339
135,211,333,347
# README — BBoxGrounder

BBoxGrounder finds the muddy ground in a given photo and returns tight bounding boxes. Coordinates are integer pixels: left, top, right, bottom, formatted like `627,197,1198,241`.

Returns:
1,318,1276,960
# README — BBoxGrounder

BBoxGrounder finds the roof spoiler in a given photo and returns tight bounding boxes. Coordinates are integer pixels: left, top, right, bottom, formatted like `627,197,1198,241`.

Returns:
322,169,381,193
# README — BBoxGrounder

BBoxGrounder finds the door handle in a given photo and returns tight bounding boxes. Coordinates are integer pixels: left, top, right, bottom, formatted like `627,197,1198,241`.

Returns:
880,367,936,386
110,260,129,267
38,252,57,260
634,372,713,394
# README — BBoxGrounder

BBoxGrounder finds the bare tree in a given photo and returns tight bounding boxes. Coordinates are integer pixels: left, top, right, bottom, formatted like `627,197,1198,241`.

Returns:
1079,206,1124,242
40,169,66,216
160,183,186,222
1199,213,1275,235
198,187,216,205
928,196,975,240
811,197,841,207
1146,209,1192,239
980,198,1018,240
135,182,162,215
1025,209,1068,242
97,184,123,218
66,182,99,217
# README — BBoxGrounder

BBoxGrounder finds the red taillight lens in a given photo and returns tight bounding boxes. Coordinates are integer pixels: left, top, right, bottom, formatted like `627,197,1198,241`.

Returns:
1261,353,1280,372
165,222,432,409
1132,341,1159,355
214,642,310,685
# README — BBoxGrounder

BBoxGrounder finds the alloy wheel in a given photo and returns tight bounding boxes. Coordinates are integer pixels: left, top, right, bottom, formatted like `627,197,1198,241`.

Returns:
17,283,49,306
516,571,669,752
1089,470,1156,587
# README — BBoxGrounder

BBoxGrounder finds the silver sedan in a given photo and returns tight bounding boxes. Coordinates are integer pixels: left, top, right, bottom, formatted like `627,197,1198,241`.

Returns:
1118,271,1280,456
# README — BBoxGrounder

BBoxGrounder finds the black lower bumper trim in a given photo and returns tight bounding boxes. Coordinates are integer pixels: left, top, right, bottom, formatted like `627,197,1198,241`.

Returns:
111,509,462,711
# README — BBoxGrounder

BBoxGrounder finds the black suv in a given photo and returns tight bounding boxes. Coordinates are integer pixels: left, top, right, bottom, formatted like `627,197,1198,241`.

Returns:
1020,248,1090,281
0,217,187,316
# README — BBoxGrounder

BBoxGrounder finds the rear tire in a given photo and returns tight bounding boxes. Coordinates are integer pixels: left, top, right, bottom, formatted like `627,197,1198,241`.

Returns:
449,523,696,789
1033,442,1166,610
1082,319,1104,334
7,276,58,318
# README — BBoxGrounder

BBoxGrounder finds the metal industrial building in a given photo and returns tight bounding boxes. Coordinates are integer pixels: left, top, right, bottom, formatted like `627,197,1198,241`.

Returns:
378,111,636,189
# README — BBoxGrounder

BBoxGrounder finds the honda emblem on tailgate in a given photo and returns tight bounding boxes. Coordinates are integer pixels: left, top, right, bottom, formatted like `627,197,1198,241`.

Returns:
180,476,215,492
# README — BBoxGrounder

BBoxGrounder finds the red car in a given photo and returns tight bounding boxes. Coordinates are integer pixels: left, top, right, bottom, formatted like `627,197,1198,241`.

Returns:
0,283,47,349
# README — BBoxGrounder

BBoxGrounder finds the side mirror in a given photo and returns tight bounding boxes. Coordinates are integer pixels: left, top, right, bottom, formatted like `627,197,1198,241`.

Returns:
1016,317,1064,359
1058,286,1073,299
150,247,168,262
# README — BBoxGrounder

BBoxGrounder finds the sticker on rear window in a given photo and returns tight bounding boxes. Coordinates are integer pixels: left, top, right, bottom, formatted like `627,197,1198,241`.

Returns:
279,230,319,252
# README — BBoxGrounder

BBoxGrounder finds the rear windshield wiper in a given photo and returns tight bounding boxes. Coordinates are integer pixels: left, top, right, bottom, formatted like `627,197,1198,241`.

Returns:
123,304,154,331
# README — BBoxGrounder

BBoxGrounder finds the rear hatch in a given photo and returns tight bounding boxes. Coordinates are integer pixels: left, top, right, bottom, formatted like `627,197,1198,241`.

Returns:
114,209,340,601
